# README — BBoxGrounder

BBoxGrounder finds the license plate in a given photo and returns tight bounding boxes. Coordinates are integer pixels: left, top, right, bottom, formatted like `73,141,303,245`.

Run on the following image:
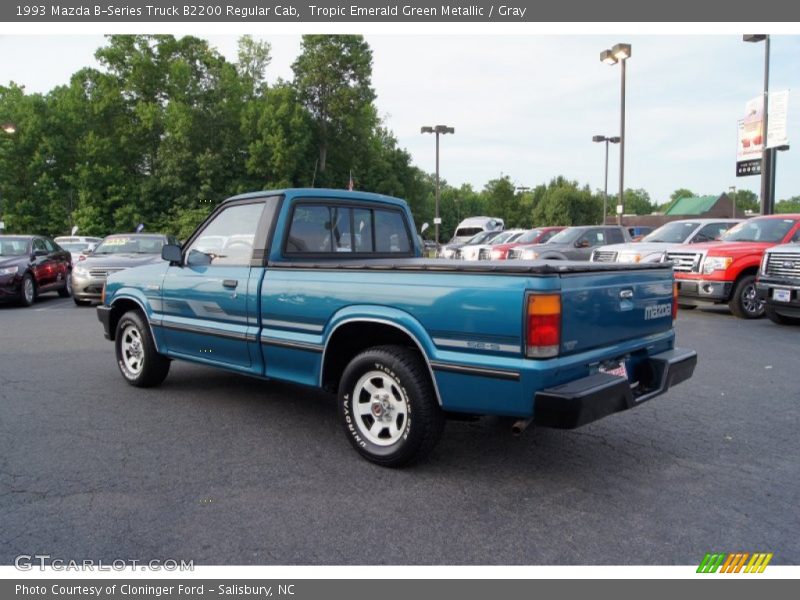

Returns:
773,288,791,303
600,362,628,379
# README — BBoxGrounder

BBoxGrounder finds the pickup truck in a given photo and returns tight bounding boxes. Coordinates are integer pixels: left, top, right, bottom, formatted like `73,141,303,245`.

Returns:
757,239,800,325
97,189,696,466
666,215,800,319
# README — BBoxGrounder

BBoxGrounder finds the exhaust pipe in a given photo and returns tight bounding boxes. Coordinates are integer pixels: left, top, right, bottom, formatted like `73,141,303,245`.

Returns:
512,418,533,436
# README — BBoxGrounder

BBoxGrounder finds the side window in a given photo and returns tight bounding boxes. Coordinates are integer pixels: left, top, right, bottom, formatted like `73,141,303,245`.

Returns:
580,230,605,247
287,205,335,253
185,202,265,266
353,208,374,252
694,223,724,243
792,229,800,243
33,238,47,253
607,229,624,244
375,209,411,253
43,238,57,252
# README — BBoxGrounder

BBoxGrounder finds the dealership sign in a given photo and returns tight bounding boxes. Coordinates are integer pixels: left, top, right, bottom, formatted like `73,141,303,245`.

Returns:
737,90,790,177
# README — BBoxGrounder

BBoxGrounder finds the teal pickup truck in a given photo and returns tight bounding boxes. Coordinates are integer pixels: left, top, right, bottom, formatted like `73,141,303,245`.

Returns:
97,189,696,466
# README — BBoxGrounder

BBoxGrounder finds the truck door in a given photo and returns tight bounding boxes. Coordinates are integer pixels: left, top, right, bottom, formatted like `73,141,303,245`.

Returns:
160,199,271,372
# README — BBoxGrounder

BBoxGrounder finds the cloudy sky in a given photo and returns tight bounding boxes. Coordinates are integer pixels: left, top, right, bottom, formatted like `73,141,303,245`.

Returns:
1,33,799,204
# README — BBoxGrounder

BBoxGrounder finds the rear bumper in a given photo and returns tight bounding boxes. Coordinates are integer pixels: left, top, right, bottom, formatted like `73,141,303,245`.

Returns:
97,304,113,340
533,348,697,429
676,278,732,304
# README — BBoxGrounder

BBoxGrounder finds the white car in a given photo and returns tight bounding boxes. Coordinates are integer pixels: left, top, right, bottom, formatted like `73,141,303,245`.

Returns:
461,229,526,261
590,219,742,264
54,236,103,264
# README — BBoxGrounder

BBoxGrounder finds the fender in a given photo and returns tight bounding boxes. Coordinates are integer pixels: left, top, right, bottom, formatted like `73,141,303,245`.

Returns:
108,288,163,351
321,305,443,405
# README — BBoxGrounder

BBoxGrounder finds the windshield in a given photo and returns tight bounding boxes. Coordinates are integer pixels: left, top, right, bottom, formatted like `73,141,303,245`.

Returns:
0,238,29,257
547,228,582,245
463,230,496,245
454,227,485,239
516,229,543,244
60,242,91,252
488,231,520,245
643,221,700,244
93,236,165,255
721,219,797,243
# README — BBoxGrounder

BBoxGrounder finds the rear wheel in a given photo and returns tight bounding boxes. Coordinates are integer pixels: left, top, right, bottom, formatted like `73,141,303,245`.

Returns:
73,297,92,306
114,310,170,387
728,275,764,319
18,273,36,307
765,304,800,326
58,272,72,297
678,303,697,310
338,345,444,467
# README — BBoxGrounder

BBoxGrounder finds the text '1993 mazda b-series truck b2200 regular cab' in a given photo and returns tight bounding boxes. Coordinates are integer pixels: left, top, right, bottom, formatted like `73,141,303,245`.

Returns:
96,189,697,467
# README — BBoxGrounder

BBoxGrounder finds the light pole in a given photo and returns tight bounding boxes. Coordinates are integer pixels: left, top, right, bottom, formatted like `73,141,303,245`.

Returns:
592,135,621,224
0,122,16,229
600,43,631,225
744,35,771,214
728,185,737,219
421,125,455,247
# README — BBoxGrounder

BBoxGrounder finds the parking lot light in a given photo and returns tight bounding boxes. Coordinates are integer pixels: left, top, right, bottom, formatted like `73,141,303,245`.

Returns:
421,124,455,247
600,43,632,226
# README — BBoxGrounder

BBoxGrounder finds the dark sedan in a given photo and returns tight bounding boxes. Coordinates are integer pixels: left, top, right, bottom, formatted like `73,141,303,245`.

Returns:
0,235,73,306
71,233,177,305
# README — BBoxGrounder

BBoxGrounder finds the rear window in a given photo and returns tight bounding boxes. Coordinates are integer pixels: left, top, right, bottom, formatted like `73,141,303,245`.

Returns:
286,204,411,255
721,219,797,243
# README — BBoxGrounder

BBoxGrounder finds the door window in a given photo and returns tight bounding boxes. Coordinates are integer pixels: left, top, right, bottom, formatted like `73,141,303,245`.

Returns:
32,239,48,253
185,202,265,266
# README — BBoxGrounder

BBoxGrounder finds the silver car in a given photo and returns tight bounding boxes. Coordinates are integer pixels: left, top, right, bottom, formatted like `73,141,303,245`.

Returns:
591,219,742,264
72,233,176,305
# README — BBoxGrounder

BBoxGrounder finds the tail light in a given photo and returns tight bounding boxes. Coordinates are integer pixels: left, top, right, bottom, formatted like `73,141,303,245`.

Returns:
79,255,86,261
526,293,561,358
672,282,679,321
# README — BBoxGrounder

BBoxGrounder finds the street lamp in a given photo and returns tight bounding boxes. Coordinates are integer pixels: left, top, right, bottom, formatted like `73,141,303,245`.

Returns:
592,135,621,224
421,124,455,247
600,43,631,225
728,185,737,219
744,35,771,214
0,122,16,228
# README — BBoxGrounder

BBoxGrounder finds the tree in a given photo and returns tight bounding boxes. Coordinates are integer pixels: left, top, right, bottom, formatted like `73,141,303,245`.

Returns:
292,35,376,181
726,189,759,214
775,196,800,214
623,188,654,215
236,35,271,97
532,177,602,226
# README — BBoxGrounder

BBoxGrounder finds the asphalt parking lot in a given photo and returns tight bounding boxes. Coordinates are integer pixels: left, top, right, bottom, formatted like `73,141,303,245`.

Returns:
1,296,798,565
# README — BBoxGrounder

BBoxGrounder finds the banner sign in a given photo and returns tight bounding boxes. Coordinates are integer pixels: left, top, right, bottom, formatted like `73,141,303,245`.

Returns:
2,0,800,22
735,90,791,178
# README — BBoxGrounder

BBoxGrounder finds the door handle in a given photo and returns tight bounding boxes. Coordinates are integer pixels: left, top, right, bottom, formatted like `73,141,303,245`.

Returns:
222,279,239,289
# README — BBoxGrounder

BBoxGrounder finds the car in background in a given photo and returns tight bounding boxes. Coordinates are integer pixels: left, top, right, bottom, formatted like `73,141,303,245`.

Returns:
627,226,655,241
462,229,526,261
54,236,103,264
512,226,630,261
484,226,565,260
440,229,502,259
668,215,800,318
0,235,72,306
757,239,800,325
450,216,504,243
591,219,742,264
72,233,177,306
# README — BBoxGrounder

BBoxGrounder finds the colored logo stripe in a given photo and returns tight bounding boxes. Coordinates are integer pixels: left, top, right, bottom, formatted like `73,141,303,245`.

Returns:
697,552,773,573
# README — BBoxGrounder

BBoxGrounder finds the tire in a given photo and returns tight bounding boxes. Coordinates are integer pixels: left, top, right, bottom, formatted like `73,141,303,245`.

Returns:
765,304,800,326
338,345,444,467
728,275,764,319
74,298,92,306
58,272,72,298
678,303,697,310
18,273,36,307
114,310,170,387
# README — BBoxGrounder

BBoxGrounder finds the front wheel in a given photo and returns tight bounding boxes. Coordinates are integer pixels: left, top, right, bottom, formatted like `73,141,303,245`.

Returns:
18,273,36,307
114,310,170,387
728,275,764,319
338,345,444,467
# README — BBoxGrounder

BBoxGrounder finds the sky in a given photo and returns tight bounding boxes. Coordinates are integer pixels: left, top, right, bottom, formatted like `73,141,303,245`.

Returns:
1,33,799,205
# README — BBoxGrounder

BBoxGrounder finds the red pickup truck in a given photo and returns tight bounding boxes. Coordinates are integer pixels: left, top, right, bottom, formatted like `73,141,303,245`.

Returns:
666,214,800,319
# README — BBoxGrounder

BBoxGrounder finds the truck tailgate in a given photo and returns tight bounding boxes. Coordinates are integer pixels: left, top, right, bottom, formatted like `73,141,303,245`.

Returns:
558,268,674,355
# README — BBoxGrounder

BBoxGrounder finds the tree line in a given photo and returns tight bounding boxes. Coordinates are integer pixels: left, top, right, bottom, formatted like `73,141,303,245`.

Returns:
1,35,796,242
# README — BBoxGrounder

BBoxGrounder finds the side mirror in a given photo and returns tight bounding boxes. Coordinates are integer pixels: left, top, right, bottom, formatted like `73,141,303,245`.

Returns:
575,239,590,248
420,222,429,234
161,244,182,265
